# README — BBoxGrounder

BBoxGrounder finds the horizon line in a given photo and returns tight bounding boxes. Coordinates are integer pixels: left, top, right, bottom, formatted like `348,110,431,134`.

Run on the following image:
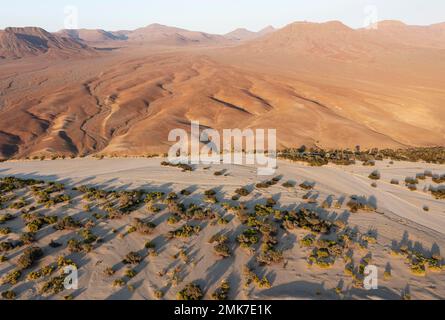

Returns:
1,18,444,36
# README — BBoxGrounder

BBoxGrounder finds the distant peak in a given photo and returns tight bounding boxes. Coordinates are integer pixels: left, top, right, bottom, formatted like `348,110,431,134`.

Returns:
233,28,253,32
285,20,352,32
145,23,169,28
258,25,276,34
377,20,407,28
5,26,50,34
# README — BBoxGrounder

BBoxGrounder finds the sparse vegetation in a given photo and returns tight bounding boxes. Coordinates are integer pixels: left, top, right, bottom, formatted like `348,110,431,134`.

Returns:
177,283,203,300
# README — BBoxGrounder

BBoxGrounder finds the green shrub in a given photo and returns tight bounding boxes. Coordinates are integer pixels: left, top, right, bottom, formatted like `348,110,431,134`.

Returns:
40,275,66,295
168,224,201,239
54,216,81,230
368,170,381,180
1,290,16,300
0,214,14,224
299,182,315,190
122,252,143,265
17,247,43,270
237,229,259,248
132,218,156,235
1,270,21,285
282,181,295,188
0,227,11,235
177,283,203,300
211,280,230,300
235,187,250,197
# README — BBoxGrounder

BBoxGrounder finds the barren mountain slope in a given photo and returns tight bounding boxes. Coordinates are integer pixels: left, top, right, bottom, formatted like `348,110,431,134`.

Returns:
225,26,276,41
0,27,95,59
0,21,444,158
57,29,128,43
225,28,258,41
126,23,229,46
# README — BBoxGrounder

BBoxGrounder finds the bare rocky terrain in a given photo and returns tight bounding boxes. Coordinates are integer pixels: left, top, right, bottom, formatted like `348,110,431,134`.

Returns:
0,21,444,159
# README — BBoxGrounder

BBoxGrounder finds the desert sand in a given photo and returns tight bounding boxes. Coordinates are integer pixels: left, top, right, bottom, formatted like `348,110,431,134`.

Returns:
0,158,444,300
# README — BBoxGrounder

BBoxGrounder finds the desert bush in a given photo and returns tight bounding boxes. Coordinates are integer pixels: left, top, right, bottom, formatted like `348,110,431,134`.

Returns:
203,189,218,204
432,174,445,184
214,170,225,176
57,256,77,269
282,181,295,188
243,266,271,289
346,197,376,213
145,191,165,203
211,279,230,300
9,198,28,210
237,229,259,248
19,232,36,245
383,270,392,281
180,189,192,196
416,173,426,180
430,186,445,199
161,161,193,172
40,275,66,295
177,283,203,300
257,247,283,266
235,187,250,197
0,227,11,235
122,251,143,265
217,217,229,225
390,179,399,185
405,177,419,185
27,264,56,281
213,242,231,258
182,204,216,221
0,241,14,253
0,213,14,224
362,160,376,166
132,218,156,235
154,290,164,299
167,224,201,239
1,270,21,285
167,215,180,225
17,247,43,270
299,182,315,190
282,209,333,234
254,204,279,217
1,290,16,300
67,239,92,253
54,216,81,230
124,268,137,279
299,235,315,248
103,267,116,276
256,182,270,189
79,228,98,244
368,170,381,180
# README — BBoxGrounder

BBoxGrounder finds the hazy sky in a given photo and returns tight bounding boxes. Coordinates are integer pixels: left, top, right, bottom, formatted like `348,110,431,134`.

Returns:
1,0,444,33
